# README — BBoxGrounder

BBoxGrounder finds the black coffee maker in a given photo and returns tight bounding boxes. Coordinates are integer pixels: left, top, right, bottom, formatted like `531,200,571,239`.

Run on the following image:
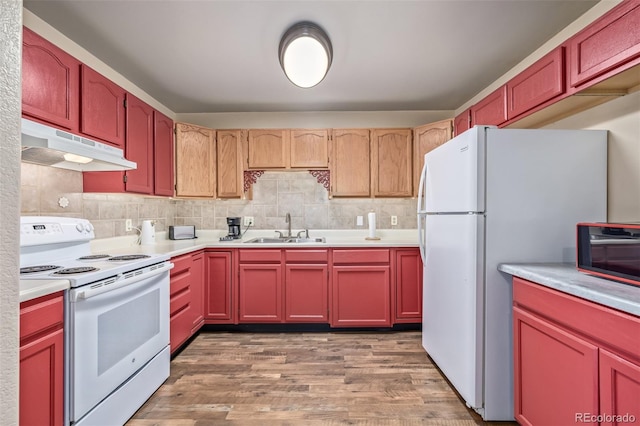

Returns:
226,217,242,239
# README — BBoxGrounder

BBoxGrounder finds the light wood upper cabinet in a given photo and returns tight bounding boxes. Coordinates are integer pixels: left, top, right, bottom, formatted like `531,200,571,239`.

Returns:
330,129,371,197
175,122,216,198
413,119,453,196
217,129,244,198
290,129,329,169
247,129,289,169
371,128,413,197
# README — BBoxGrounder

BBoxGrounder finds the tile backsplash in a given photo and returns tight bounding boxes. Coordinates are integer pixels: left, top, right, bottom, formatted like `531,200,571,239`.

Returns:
21,163,417,239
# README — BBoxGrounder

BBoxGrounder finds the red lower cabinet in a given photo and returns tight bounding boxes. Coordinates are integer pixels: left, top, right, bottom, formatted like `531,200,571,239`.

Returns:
19,292,64,426
170,252,205,353
394,249,422,323
332,266,391,327
513,277,640,426
205,251,234,323
284,249,329,322
239,263,283,322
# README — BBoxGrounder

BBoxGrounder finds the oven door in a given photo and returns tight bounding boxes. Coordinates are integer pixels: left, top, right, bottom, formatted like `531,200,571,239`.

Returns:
68,263,170,423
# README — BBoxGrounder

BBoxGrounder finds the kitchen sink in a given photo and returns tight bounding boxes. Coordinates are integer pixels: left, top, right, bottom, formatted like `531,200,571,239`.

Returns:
244,237,326,244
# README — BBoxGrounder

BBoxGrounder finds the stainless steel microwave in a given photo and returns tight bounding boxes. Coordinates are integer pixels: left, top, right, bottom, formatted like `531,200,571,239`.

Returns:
577,222,640,287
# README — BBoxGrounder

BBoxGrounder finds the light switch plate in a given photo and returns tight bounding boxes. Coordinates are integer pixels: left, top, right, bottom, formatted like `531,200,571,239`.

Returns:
356,216,364,226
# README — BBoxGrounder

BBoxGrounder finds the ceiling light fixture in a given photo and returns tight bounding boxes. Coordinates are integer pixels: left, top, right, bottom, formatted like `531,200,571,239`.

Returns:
279,21,332,88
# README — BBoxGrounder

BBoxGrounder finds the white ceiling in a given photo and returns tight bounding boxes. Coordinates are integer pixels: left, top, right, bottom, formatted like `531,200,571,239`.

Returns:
24,0,599,114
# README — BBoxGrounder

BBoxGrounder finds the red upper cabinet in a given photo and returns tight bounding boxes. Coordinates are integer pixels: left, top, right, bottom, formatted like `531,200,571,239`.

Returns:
22,27,80,132
568,0,640,89
453,108,471,136
153,111,175,196
507,47,565,120
80,64,126,148
124,94,154,194
470,85,507,126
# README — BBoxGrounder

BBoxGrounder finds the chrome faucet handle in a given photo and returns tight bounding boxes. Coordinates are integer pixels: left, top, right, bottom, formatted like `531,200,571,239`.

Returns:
275,231,285,239
296,229,309,238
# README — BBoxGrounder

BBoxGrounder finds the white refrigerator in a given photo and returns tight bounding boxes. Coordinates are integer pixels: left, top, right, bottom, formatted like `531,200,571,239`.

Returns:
416,125,607,420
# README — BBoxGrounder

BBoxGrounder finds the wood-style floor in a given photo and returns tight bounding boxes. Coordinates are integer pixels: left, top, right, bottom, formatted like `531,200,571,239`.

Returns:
128,331,516,425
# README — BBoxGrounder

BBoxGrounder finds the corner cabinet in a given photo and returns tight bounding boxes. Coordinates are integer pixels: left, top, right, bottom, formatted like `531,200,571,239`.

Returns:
175,122,216,198
330,129,371,197
20,291,65,426
412,120,453,196
513,277,640,426
370,129,413,197
22,27,80,132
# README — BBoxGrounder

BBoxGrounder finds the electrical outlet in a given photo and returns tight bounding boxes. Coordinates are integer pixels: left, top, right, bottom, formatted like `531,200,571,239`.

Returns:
244,216,254,226
356,215,364,226
125,219,133,231
391,216,398,226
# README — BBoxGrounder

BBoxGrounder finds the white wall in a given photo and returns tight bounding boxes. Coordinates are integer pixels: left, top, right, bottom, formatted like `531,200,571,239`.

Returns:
544,90,640,222
0,1,22,423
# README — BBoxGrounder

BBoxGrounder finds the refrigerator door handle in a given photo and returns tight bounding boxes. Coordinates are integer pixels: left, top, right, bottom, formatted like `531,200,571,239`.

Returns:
417,161,427,213
417,162,428,262
418,213,426,262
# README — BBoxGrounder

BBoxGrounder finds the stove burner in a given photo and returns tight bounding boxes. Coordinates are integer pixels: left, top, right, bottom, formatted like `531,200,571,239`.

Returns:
108,254,151,261
54,266,99,275
78,254,111,260
21,265,61,274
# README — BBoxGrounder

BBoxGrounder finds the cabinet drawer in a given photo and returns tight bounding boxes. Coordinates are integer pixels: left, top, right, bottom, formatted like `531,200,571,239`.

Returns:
513,277,640,360
170,270,190,297
170,287,191,316
239,249,282,263
20,292,64,342
332,249,390,264
171,254,192,276
285,249,328,263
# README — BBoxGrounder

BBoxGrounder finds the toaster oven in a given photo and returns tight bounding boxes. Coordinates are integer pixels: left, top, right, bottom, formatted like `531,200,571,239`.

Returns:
577,222,640,287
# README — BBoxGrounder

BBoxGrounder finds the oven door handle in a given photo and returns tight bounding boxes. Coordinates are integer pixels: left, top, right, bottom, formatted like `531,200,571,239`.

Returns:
74,262,174,300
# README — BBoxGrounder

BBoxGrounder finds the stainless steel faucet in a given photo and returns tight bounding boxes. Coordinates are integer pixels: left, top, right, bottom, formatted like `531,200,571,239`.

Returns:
285,213,292,237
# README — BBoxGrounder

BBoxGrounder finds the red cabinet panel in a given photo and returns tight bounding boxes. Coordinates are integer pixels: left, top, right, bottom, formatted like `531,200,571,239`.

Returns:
470,85,507,126
154,111,175,196
285,264,328,322
332,249,389,264
568,0,640,88
123,93,154,194
513,307,599,426
239,264,283,322
205,251,234,323
453,108,471,136
169,252,204,353
80,64,126,148
22,27,80,132
19,292,64,426
599,349,640,426
331,266,391,327
190,252,205,333
239,249,283,263
395,249,422,322
507,47,565,119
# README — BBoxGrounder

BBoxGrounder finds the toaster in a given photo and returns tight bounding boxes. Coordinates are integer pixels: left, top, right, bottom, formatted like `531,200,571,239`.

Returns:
168,225,196,240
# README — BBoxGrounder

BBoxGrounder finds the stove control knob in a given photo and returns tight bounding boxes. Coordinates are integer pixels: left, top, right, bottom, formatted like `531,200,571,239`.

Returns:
76,223,85,233
86,223,94,233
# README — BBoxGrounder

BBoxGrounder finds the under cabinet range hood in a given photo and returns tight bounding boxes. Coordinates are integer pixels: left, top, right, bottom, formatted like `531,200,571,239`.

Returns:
21,118,136,171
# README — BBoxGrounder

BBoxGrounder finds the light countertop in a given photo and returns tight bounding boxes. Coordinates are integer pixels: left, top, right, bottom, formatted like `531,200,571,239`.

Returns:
498,263,640,317
21,229,418,302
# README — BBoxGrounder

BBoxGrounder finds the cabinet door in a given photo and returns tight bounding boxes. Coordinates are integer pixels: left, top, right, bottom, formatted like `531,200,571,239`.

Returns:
205,251,234,322
175,122,216,197
370,128,413,197
513,307,599,426
124,94,154,194
239,264,283,322
217,130,244,198
20,328,64,426
453,108,471,136
331,265,391,327
568,1,640,88
412,120,452,196
330,129,370,197
290,129,329,169
190,252,205,333
154,111,174,196
599,349,640,426
470,85,507,126
19,292,64,426
507,47,565,120
80,65,126,148
247,129,289,169
395,249,422,322
22,27,80,132
285,264,328,322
